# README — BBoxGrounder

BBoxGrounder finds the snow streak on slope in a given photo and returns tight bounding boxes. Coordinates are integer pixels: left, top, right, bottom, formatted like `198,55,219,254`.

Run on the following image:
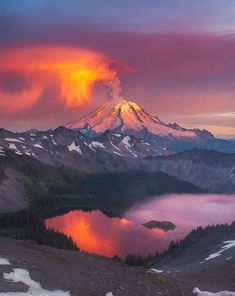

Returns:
68,141,82,155
66,99,196,138
0,147,5,157
202,240,235,263
193,287,235,296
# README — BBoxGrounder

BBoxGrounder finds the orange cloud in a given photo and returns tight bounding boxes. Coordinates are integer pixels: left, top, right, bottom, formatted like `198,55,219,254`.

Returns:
0,86,43,116
0,46,122,114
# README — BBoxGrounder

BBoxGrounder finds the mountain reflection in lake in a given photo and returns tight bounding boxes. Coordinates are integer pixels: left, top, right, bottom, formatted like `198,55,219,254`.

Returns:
45,194,235,258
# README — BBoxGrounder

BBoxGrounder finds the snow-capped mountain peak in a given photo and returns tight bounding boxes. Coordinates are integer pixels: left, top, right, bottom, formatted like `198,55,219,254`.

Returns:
66,99,196,138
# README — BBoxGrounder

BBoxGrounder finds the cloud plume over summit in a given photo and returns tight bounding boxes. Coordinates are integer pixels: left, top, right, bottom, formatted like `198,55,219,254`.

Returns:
0,46,123,115
1,1,235,136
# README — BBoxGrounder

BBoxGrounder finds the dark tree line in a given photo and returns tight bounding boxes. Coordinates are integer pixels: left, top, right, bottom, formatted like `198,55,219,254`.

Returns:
125,252,159,267
0,198,79,251
123,221,235,267
162,221,235,258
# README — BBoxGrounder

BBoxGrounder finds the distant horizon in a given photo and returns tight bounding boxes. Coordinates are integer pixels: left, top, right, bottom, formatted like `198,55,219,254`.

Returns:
1,97,235,140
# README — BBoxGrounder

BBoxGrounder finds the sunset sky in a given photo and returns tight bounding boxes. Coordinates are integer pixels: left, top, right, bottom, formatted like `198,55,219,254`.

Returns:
1,0,235,137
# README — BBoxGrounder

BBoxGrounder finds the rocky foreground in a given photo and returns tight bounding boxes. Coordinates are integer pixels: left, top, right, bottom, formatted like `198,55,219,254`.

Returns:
0,236,235,295
0,237,194,296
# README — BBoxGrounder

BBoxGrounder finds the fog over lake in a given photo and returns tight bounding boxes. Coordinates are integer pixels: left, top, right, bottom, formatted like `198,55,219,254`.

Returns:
45,194,235,258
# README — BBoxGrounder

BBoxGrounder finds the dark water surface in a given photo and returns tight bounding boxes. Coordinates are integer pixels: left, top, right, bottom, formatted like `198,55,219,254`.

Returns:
45,194,235,258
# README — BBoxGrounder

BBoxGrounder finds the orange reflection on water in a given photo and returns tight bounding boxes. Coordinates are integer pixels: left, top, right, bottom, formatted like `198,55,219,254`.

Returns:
46,211,117,257
45,194,235,258
45,210,169,258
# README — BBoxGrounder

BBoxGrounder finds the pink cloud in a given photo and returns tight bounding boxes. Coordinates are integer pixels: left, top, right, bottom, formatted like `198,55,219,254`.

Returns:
1,23,235,136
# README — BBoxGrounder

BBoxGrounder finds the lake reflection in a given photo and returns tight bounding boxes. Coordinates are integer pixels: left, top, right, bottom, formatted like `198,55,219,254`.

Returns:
45,194,235,258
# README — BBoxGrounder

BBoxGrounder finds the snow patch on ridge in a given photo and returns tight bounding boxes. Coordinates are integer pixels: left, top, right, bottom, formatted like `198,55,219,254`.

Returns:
122,136,132,148
68,141,82,155
8,143,23,155
113,151,125,157
122,136,137,157
5,138,23,143
0,147,5,156
91,141,105,149
147,268,163,274
193,287,235,295
0,257,10,265
1,268,71,295
33,143,44,149
110,141,121,151
202,240,235,263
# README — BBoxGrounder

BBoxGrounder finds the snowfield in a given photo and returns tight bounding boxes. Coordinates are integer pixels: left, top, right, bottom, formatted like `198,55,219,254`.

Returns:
122,136,132,148
33,143,44,149
147,268,163,274
193,287,235,296
202,240,235,263
5,138,23,143
66,99,196,138
68,141,82,155
8,143,23,155
0,257,10,265
0,147,5,156
122,136,137,157
0,264,113,296
91,141,105,149
0,257,70,296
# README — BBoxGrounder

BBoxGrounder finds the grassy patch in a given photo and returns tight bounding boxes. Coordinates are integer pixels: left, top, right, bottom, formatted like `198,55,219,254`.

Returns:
153,274,168,285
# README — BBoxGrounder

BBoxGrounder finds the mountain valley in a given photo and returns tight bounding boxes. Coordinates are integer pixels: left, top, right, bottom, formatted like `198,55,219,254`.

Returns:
0,100,235,296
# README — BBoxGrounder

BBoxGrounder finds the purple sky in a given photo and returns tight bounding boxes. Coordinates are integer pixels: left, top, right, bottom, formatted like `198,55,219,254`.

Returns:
1,0,235,137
